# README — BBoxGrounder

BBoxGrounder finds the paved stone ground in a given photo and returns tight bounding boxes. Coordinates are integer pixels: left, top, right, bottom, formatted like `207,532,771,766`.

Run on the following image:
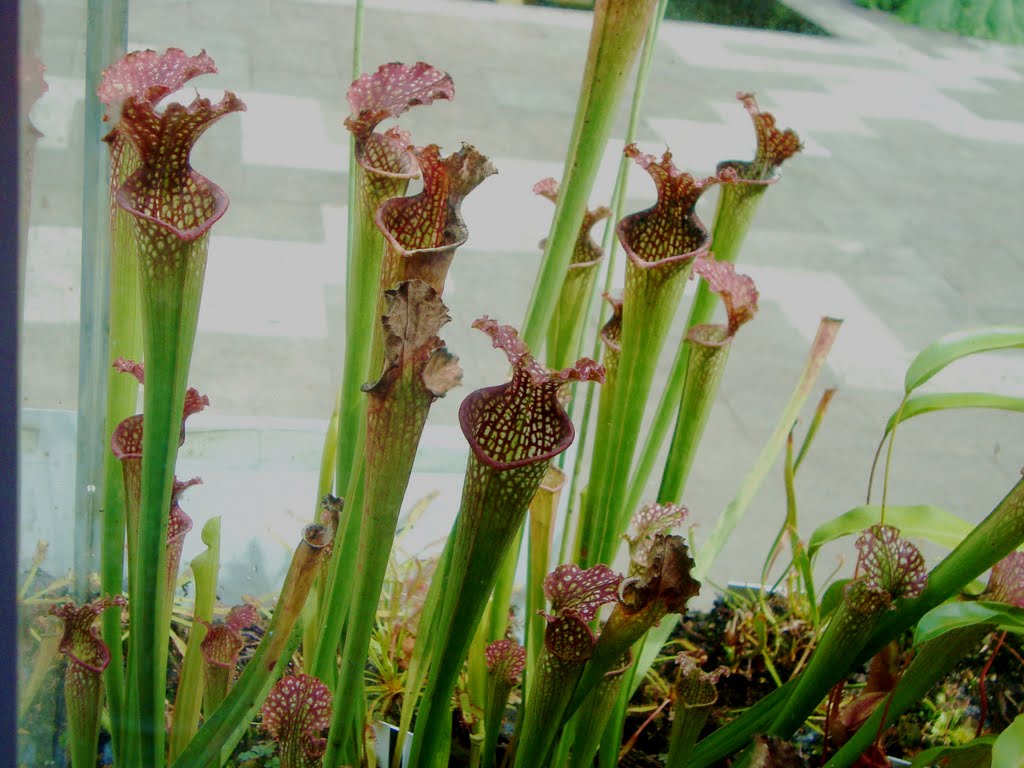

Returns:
20,0,1024,595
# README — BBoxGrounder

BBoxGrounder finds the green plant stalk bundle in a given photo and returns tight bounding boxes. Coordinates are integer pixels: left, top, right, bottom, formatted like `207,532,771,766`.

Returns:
584,147,733,568
483,640,526,768
49,596,127,768
514,564,621,768
768,524,928,739
625,92,802,517
261,674,334,768
99,122,142,767
658,257,759,504
521,0,660,351
566,650,632,768
172,524,329,768
574,293,622,563
334,61,455,496
525,466,567,710
168,517,222,763
325,281,462,767
557,0,667,573
100,48,245,765
97,48,219,758
666,655,725,768
534,177,612,371
313,62,459,685
408,320,604,768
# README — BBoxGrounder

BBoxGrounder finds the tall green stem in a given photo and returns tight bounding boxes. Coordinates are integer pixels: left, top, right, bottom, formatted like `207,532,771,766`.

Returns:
324,282,460,767
76,0,128,604
520,0,659,351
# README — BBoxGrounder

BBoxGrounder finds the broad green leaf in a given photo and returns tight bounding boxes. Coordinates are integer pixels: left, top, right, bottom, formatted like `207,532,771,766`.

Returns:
817,578,850,620
914,601,1024,646
993,714,1024,768
884,393,1024,439
807,505,973,560
911,737,994,767
904,326,1024,393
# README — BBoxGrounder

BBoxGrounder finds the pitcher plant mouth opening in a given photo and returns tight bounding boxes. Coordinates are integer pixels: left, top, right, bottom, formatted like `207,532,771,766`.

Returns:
460,317,604,472
618,145,735,270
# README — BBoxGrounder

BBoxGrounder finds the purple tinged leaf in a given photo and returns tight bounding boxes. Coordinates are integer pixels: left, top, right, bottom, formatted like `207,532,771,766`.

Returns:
542,564,621,621
485,640,527,685
103,50,244,242
113,356,145,384
473,317,604,390
344,62,454,143
854,524,927,605
461,318,603,472
261,674,333,767
985,551,1024,607
629,502,688,568
200,604,257,670
691,256,759,337
533,176,611,267
98,48,217,121
619,534,701,615
600,293,624,355
675,653,727,709
376,144,496,295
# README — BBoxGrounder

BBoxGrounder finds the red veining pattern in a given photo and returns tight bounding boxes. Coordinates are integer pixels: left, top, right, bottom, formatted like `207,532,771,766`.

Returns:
50,596,128,674
345,62,454,142
692,256,759,336
619,146,733,268
485,640,527,684
543,564,621,621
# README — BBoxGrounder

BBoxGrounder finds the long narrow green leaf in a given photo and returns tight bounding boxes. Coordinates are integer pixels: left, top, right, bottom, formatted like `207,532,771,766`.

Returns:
520,0,660,350
884,392,1024,437
914,601,1024,646
903,326,1024,392
807,504,974,559
695,318,842,580
992,714,1024,768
